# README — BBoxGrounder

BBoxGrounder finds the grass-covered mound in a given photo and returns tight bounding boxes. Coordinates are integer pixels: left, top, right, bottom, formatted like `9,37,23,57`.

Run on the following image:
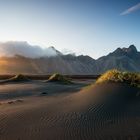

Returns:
96,69,140,87
45,73,73,84
4,74,30,82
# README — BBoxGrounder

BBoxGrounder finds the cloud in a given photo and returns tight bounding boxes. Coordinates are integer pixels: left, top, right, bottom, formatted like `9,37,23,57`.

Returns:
121,3,140,15
0,41,61,58
61,48,76,55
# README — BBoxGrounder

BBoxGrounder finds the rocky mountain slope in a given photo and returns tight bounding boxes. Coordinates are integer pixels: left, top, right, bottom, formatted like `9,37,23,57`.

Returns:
95,45,140,74
0,45,139,74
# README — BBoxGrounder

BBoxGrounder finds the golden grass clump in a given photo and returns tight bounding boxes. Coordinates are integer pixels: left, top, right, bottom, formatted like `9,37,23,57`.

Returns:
46,73,72,84
96,69,140,87
9,74,30,82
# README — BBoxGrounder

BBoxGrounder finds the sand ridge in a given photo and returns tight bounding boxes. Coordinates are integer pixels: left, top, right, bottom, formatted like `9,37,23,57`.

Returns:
0,82,139,140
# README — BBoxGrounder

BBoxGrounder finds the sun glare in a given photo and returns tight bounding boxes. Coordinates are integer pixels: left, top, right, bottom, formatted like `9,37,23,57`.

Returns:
0,59,8,65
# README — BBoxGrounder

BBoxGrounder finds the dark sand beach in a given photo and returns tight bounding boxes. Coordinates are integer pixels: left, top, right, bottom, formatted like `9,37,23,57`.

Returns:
0,79,139,140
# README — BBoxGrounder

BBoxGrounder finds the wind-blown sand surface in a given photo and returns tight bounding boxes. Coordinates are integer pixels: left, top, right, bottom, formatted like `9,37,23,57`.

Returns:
0,80,139,140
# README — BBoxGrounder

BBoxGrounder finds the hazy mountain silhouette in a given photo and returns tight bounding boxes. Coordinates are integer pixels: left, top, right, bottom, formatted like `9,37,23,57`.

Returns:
0,44,139,74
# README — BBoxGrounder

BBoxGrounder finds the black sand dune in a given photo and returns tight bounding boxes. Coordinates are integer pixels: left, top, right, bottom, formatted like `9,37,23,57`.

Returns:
0,82,139,140
45,73,73,84
0,74,30,84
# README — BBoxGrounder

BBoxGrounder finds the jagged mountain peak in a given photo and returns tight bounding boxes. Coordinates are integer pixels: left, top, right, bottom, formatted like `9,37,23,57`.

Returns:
128,45,137,53
45,46,63,56
109,45,138,57
129,45,137,51
0,43,139,74
122,45,137,53
109,47,125,56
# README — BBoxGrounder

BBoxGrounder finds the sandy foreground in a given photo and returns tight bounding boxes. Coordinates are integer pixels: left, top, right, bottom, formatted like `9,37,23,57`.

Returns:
0,80,139,140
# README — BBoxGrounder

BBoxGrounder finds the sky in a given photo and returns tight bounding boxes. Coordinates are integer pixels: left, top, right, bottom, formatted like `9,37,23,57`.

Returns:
0,0,140,59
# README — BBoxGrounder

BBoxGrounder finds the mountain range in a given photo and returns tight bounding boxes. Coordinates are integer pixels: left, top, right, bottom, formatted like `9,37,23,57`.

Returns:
0,44,139,74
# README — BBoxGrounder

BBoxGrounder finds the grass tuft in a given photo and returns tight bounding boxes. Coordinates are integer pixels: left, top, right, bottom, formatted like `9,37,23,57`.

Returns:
46,73,73,84
96,69,140,87
8,74,30,82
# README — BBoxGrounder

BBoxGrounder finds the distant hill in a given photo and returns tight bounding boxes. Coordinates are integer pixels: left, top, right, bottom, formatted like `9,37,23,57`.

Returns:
0,44,139,74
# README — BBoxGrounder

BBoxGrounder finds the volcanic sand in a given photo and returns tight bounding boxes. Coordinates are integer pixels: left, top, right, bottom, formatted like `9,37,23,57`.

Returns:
0,80,139,140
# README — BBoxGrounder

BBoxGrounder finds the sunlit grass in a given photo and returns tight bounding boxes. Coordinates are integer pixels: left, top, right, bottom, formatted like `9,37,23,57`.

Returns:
46,73,73,84
7,74,30,82
96,69,140,87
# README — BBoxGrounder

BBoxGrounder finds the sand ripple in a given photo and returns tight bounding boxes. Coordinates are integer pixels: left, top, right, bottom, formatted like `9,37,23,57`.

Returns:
0,83,139,140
